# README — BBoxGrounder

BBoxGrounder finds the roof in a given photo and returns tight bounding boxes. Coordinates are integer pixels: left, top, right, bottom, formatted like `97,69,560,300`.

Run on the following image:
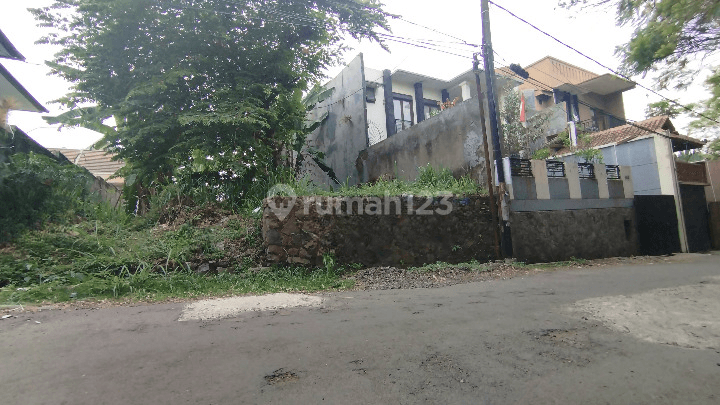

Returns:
49,148,125,185
497,56,634,96
0,29,24,61
553,116,705,154
0,62,48,113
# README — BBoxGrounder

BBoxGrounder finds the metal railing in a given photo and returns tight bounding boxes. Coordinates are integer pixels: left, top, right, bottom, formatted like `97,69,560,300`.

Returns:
546,160,566,178
606,165,621,180
578,162,595,179
509,157,532,177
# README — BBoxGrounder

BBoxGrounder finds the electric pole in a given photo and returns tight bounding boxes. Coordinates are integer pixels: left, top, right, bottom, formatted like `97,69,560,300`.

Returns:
473,54,501,259
481,0,505,183
481,0,507,257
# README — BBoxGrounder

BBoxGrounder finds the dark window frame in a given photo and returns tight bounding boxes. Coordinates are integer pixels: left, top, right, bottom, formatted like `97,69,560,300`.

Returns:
392,92,414,132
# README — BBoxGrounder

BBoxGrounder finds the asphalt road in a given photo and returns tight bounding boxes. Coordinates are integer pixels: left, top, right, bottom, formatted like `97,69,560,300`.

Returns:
2,254,720,404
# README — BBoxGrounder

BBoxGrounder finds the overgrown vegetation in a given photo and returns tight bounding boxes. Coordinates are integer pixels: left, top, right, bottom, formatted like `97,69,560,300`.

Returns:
294,165,485,197
0,152,106,242
32,0,390,214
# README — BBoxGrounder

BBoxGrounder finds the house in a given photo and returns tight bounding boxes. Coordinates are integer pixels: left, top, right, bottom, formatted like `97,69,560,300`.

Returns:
498,56,635,139
49,148,125,188
0,28,121,207
0,28,48,132
302,53,519,187
551,115,712,253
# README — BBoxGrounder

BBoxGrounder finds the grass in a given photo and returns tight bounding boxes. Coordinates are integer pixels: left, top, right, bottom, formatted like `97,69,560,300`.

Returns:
409,260,491,273
0,266,352,305
0,213,352,305
289,164,486,197
511,257,590,269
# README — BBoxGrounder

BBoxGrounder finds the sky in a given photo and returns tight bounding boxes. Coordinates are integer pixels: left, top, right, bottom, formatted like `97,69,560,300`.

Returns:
2,0,716,150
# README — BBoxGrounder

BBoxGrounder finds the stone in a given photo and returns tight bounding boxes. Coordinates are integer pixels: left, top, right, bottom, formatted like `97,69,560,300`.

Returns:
197,263,211,273
265,229,282,245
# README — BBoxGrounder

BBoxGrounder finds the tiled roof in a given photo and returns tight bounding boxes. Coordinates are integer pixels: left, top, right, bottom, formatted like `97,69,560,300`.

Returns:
50,148,125,186
553,116,704,154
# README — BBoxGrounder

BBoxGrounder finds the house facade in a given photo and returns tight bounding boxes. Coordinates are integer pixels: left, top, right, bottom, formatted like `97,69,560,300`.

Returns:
499,56,635,139
552,116,712,253
302,53,518,187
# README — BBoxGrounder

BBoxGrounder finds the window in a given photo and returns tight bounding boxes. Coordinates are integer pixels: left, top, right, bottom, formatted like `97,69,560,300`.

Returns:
393,93,413,132
423,99,440,118
366,86,376,103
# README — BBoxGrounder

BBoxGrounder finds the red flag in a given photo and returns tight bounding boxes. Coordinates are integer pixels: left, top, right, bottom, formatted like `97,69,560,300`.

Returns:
519,93,526,123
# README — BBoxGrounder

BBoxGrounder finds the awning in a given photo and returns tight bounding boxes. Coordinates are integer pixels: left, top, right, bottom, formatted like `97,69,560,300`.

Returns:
0,62,48,113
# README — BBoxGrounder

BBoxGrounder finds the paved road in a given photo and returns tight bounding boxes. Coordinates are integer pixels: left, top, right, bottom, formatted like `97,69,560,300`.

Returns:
2,254,720,404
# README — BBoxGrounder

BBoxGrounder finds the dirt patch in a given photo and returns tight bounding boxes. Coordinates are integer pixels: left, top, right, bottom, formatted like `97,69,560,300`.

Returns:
264,369,299,385
575,276,720,349
346,255,672,291
178,293,324,321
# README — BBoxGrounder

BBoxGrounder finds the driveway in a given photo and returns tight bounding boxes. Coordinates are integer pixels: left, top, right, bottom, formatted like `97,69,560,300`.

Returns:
2,254,719,404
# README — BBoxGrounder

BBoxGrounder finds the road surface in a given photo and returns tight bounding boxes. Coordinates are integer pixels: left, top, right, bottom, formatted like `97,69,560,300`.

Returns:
2,254,720,404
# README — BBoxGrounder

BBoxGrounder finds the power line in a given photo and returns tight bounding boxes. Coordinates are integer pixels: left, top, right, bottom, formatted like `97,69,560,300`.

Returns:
487,0,720,126
489,47,688,145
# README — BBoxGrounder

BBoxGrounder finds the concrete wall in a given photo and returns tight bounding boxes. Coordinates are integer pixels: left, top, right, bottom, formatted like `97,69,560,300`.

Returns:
506,159,637,263
302,54,368,187
706,160,720,203
262,195,494,267
356,98,490,186
709,202,720,250
510,207,637,263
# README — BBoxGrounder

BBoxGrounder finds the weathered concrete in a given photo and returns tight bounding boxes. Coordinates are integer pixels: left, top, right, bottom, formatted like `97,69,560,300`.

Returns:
262,195,494,267
301,54,368,187
510,207,637,263
357,99,489,186
709,201,720,250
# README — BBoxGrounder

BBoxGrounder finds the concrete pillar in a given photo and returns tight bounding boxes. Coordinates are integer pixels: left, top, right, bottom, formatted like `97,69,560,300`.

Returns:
565,162,582,199
458,81,472,101
414,82,425,123
620,165,634,198
531,160,550,200
595,163,609,199
382,70,396,137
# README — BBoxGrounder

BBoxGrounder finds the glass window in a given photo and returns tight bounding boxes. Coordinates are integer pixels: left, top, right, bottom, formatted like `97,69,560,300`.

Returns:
393,96,413,132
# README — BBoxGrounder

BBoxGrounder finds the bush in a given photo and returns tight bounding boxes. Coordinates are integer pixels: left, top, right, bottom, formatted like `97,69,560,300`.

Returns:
0,152,108,241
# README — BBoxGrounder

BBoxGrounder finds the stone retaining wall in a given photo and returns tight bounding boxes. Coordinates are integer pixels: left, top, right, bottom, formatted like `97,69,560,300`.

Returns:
262,195,494,267
510,207,638,263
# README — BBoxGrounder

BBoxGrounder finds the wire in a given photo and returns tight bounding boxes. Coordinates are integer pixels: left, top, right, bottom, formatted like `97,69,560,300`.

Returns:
487,0,720,126
489,47,684,143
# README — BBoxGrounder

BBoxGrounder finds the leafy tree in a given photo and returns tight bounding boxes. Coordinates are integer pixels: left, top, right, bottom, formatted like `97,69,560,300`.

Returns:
645,100,697,119
499,87,552,158
563,0,720,134
31,0,390,212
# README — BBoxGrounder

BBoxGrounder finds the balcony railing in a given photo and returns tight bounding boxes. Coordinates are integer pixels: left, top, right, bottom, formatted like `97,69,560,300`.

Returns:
578,162,596,179
546,160,566,178
509,157,532,177
676,161,708,184
606,165,621,180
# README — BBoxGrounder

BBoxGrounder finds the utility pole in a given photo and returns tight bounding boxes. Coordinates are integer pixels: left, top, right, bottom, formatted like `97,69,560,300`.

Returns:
481,0,507,257
473,54,501,260
481,0,505,183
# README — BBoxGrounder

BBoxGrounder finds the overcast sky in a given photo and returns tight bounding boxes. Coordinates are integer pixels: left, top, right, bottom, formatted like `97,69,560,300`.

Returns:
2,0,715,149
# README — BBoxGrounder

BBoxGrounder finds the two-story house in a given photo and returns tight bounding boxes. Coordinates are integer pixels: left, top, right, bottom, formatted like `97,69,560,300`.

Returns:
303,53,518,187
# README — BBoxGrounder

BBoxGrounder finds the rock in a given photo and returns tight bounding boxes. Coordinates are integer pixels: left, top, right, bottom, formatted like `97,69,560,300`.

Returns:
197,263,211,274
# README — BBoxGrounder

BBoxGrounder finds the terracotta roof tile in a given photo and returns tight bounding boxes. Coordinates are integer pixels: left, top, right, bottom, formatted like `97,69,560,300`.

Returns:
552,116,705,154
49,148,125,184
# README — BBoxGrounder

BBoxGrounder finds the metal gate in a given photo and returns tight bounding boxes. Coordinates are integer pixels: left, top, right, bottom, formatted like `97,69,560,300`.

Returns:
634,195,681,255
679,185,712,252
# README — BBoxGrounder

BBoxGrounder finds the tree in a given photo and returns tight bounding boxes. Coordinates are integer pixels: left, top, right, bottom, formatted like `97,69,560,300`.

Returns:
645,100,697,119
564,0,720,134
31,0,390,211
499,87,552,158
